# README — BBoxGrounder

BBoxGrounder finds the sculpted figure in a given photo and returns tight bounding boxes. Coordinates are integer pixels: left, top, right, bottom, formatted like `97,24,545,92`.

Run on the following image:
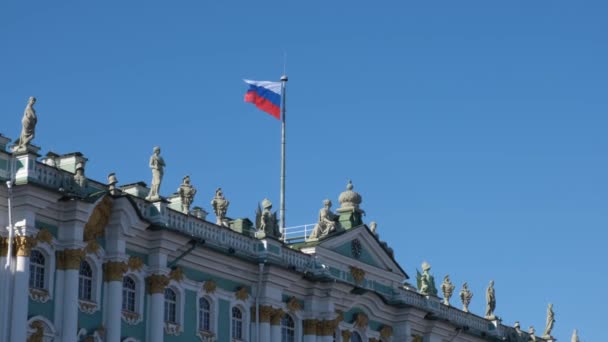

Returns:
73,162,88,189
369,221,378,236
510,322,526,342
307,199,339,240
178,175,197,214
256,198,280,238
416,262,437,296
542,303,555,338
146,147,165,201
107,173,119,195
16,96,38,152
528,326,536,342
571,329,579,342
441,275,455,306
460,282,473,313
211,188,230,226
485,280,496,319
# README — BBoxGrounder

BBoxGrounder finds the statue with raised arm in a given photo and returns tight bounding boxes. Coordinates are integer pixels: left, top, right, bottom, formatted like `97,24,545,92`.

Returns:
15,96,38,152
441,275,455,306
211,188,230,227
542,303,555,339
178,175,197,214
307,199,339,240
460,282,473,313
485,280,496,319
146,146,165,201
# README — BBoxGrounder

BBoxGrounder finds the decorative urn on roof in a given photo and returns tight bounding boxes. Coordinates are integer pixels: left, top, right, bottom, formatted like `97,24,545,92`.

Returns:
336,180,365,229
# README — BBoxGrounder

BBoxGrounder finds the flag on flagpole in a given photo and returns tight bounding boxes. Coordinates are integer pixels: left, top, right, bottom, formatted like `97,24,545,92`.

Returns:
243,79,282,120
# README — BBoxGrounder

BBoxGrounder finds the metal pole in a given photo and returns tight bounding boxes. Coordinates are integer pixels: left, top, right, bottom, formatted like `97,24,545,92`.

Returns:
279,75,288,241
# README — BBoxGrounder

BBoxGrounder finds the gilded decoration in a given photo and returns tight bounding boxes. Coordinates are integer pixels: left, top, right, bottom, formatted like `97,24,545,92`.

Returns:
270,308,285,325
57,249,85,270
203,280,217,294
303,319,318,335
334,310,344,324
0,237,7,256
103,261,128,282
36,229,53,245
286,296,302,312
169,267,184,282
79,300,99,315
29,288,50,303
15,235,37,257
146,274,170,294
121,310,141,325
127,256,144,272
259,305,273,323
27,320,44,342
349,266,365,284
83,195,112,241
85,240,101,255
341,330,352,340
355,312,369,329
321,320,337,336
380,325,393,338
412,335,423,342
235,287,249,301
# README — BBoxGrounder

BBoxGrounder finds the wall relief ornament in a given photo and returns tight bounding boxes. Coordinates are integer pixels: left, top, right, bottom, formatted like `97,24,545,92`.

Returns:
351,239,362,259
259,305,273,323
380,325,393,338
235,287,249,301
146,274,169,294
270,308,285,325
128,256,144,272
320,320,336,336
303,319,318,335
35,229,53,245
85,240,101,255
354,312,369,329
84,196,112,241
349,266,366,284
27,320,44,342
29,288,50,303
103,261,128,282
169,267,184,282
341,330,352,340
15,235,37,257
202,280,217,294
286,296,302,312
0,237,8,256
57,249,86,270
79,300,99,315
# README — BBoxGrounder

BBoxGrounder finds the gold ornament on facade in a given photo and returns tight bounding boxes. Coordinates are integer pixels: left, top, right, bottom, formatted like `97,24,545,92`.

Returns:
341,330,352,340
27,320,45,342
127,256,144,272
36,229,53,245
270,308,285,325
334,310,344,324
169,267,184,282
354,312,369,329
146,274,170,294
286,296,302,312
412,335,423,342
103,261,128,282
202,280,217,294
83,195,112,241
303,319,318,335
0,237,8,256
349,266,366,284
380,325,393,338
57,249,86,270
85,240,101,255
235,287,249,301
259,305,273,323
321,320,336,336
15,235,37,257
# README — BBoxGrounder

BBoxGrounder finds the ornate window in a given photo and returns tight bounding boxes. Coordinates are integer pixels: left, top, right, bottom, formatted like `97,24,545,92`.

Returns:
78,260,93,301
122,276,137,312
351,332,363,342
29,249,46,290
231,306,243,340
281,314,295,342
164,288,178,323
198,297,211,331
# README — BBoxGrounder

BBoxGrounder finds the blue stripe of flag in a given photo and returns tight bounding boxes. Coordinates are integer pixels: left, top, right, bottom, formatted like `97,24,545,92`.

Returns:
248,84,281,107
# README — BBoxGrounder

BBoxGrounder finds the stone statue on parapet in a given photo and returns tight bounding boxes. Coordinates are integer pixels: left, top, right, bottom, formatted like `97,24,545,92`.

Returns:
459,282,473,313
542,303,555,339
146,146,165,201
73,162,88,189
528,326,537,341
255,198,280,238
369,221,378,236
508,321,527,342
416,262,437,296
178,175,197,214
211,188,230,227
107,173,119,195
307,199,340,241
14,96,38,153
485,280,497,319
441,275,455,306
571,329,579,342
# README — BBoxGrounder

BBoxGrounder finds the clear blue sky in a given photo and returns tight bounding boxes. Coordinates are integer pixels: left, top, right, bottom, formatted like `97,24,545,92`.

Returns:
2,1,606,340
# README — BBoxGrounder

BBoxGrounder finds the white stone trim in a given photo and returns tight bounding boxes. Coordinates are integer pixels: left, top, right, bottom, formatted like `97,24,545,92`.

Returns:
121,271,145,325
229,302,250,342
196,290,219,337
163,281,185,335
29,244,55,302
27,315,57,341
78,254,103,314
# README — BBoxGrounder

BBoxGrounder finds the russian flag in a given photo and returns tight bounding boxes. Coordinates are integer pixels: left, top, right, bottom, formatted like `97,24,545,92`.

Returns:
244,79,282,120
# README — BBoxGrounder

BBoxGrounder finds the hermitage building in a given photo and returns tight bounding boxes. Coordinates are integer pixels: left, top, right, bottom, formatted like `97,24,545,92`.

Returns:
0,100,554,342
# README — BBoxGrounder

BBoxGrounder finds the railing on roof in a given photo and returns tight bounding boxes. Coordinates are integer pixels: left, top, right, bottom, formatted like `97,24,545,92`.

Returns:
283,223,316,244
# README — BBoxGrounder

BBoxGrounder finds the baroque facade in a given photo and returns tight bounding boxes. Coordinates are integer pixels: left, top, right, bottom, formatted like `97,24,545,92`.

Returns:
0,130,552,342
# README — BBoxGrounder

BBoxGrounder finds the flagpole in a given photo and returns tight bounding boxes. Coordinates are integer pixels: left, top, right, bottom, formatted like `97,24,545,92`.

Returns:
279,75,288,241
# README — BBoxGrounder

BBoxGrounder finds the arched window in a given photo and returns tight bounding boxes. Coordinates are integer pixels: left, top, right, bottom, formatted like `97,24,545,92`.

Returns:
198,297,211,331
122,276,137,312
351,332,363,342
78,260,93,301
29,250,46,290
281,314,295,342
164,288,177,323
231,306,243,340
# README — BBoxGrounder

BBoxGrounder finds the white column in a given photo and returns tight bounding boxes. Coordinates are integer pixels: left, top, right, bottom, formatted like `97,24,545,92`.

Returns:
260,322,271,342
319,335,333,342
53,269,65,340
303,336,317,342
10,254,31,342
303,319,317,342
61,269,79,342
103,261,127,342
0,251,12,342
271,323,281,342
147,274,169,342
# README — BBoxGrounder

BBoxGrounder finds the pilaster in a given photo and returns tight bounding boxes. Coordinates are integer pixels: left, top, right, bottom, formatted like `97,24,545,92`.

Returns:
57,248,85,342
146,274,169,342
10,234,37,342
103,261,128,342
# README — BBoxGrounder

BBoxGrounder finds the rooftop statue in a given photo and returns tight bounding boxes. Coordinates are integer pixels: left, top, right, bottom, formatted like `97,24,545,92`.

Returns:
211,188,230,227
338,180,365,215
509,321,527,342
307,199,339,241
528,326,537,342
178,175,197,214
416,262,437,296
460,282,473,313
15,96,38,153
369,221,378,236
542,303,555,339
485,280,497,319
441,275,455,306
571,329,579,342
256,198,280,238
146,146,165,201
107,173,119,195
